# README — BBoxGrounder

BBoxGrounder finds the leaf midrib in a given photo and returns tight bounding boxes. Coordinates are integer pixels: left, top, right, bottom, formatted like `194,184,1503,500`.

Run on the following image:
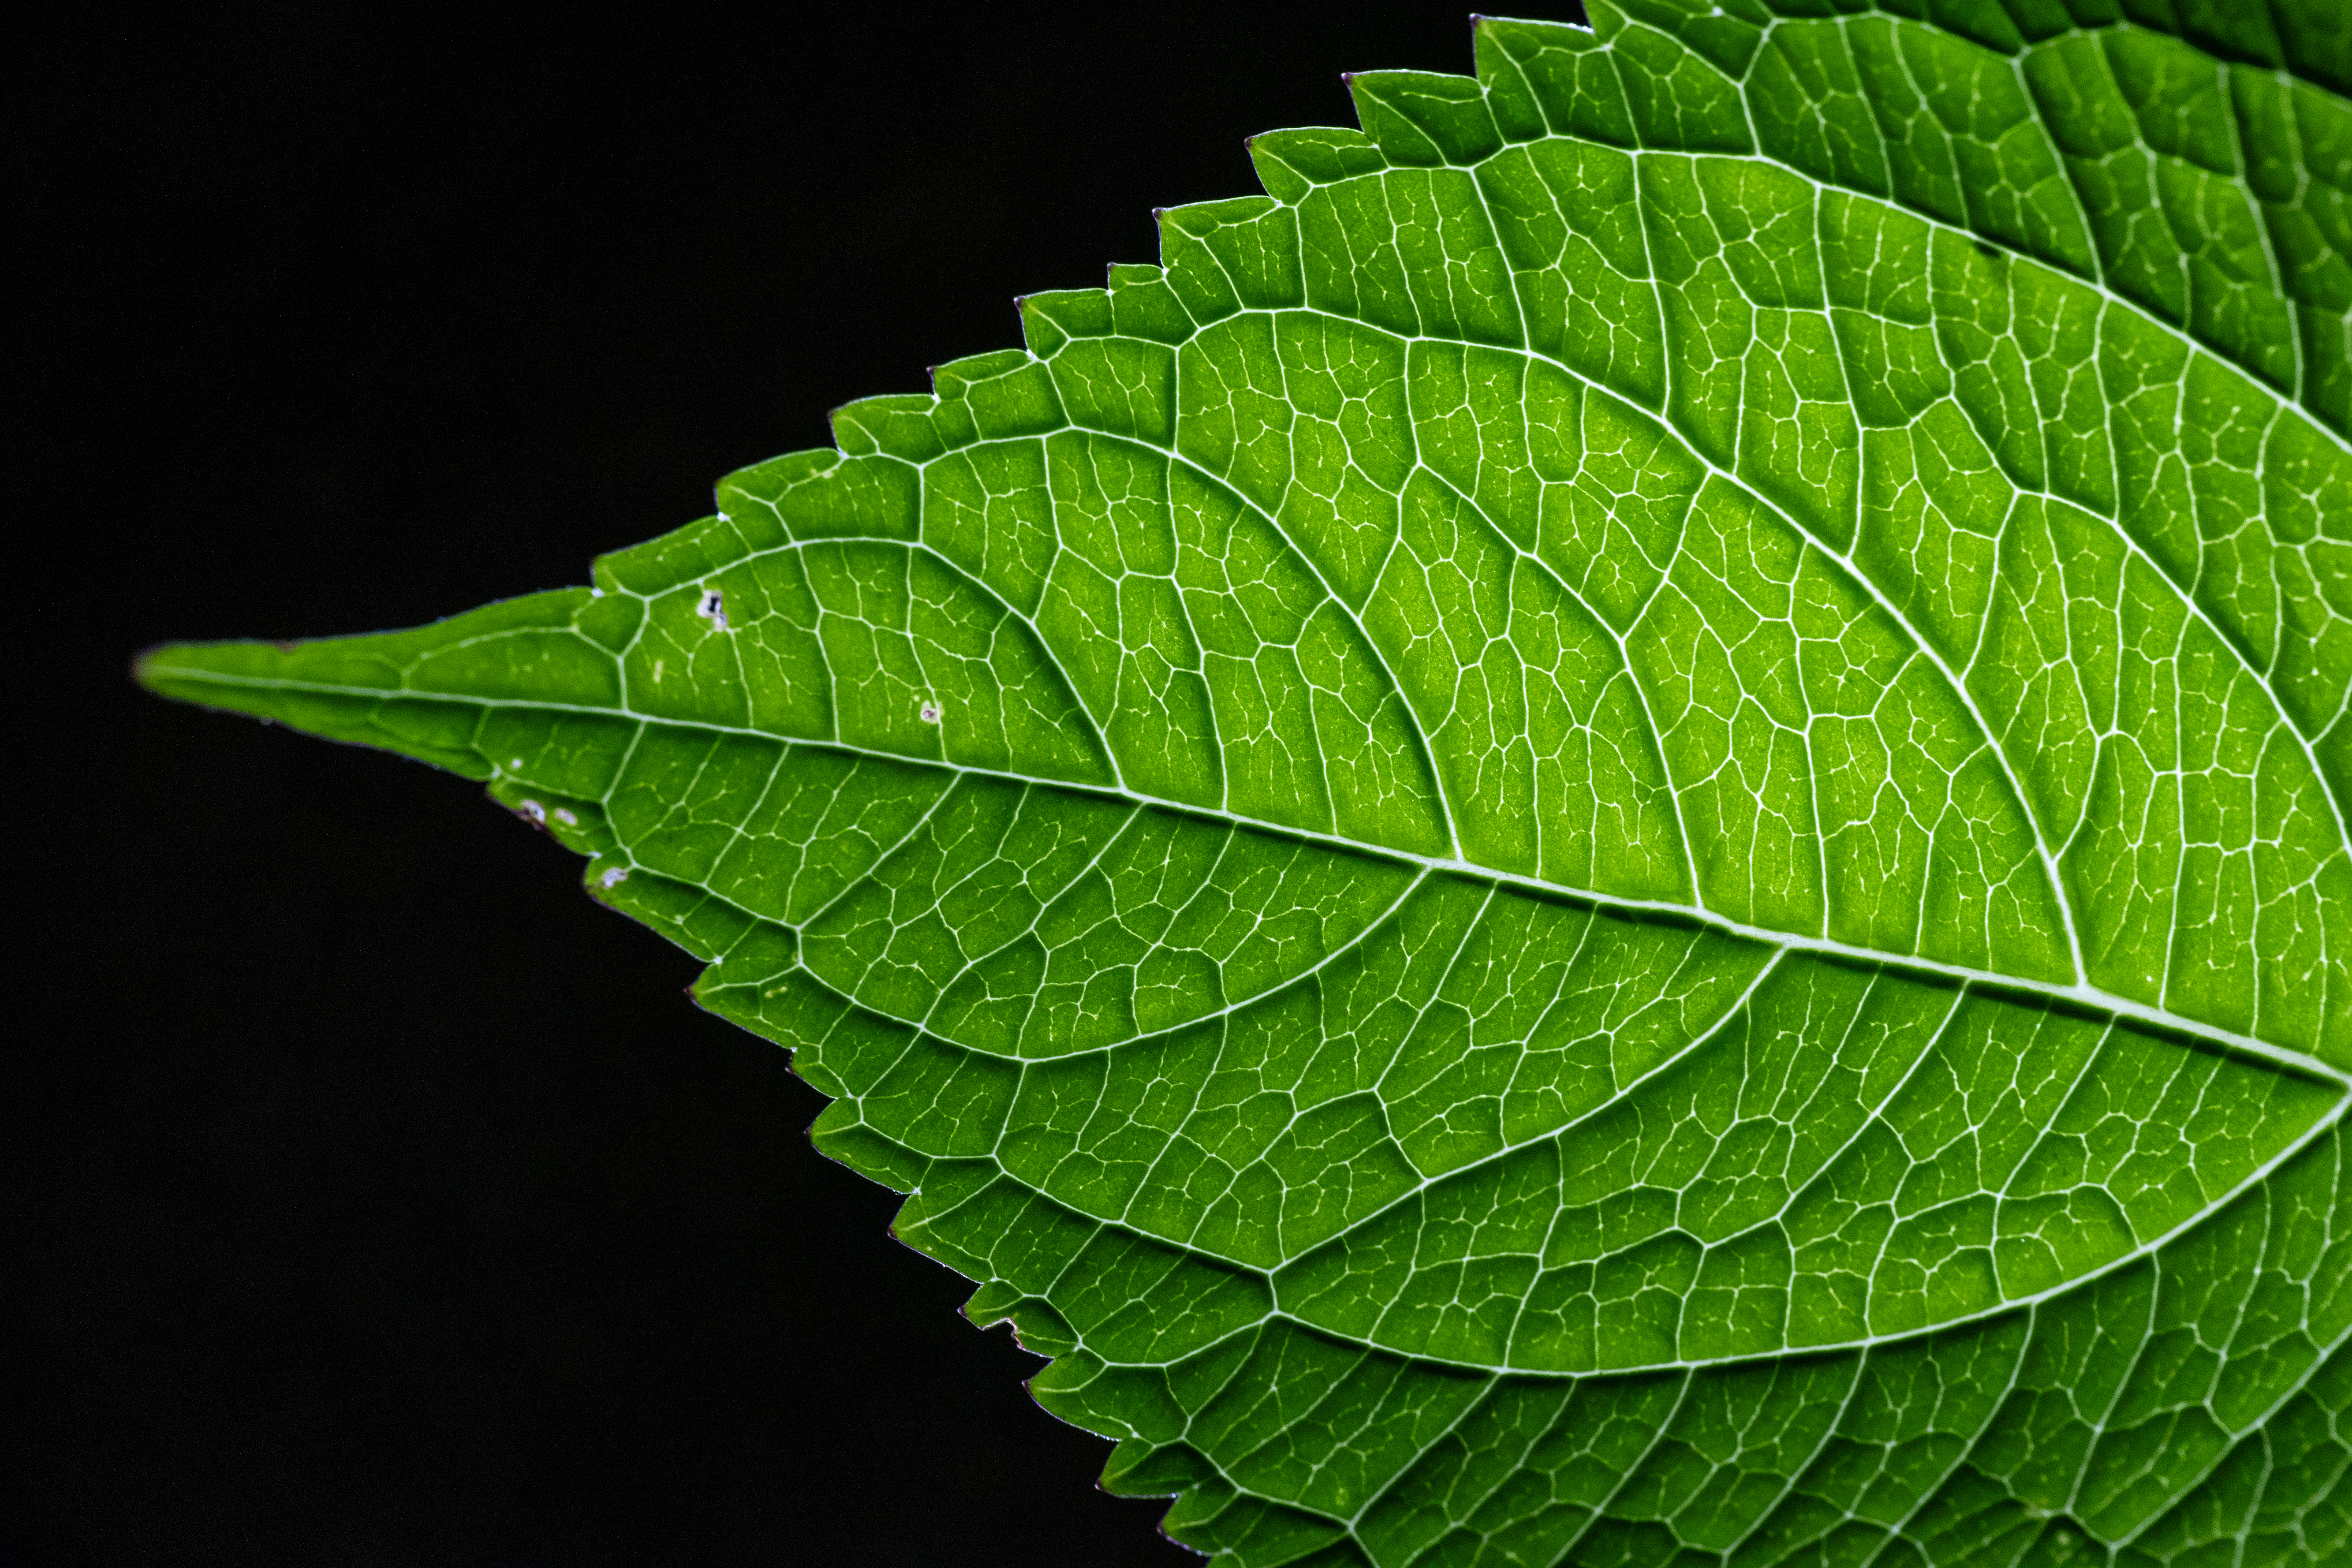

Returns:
146,659,2352,1093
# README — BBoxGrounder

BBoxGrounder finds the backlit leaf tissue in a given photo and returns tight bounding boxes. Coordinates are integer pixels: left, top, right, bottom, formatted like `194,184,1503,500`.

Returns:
144,4,2352,1561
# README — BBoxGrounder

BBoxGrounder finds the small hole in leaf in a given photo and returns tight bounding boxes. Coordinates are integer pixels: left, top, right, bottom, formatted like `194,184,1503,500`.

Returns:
518,798,546,824
694,589,728,631
600,866,628,889
920,702,941,724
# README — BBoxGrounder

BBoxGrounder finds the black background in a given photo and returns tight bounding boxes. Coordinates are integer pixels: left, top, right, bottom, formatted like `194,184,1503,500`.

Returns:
14,7,1533,1564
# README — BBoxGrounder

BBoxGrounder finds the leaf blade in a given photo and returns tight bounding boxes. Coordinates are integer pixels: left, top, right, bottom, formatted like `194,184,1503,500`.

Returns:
144,3,2352,1561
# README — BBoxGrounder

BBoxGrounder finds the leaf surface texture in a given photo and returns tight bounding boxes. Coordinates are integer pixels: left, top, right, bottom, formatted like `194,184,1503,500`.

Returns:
145,2,2352,1562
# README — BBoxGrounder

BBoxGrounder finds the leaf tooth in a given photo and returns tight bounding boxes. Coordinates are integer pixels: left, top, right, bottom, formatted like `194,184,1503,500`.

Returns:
1349,67,1505,167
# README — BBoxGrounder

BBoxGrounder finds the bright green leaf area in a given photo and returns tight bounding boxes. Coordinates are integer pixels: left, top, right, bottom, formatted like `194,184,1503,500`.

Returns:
143,2,2352,1563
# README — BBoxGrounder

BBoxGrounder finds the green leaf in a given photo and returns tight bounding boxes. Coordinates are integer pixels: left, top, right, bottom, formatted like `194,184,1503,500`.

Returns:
140,3,2352,1562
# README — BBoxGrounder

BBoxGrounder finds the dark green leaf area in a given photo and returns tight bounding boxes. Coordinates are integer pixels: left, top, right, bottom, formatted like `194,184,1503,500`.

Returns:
141,3,2352,1564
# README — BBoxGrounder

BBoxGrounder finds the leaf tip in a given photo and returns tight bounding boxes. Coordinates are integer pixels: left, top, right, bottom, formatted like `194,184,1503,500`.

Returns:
131,638,237,697
129,641,173,691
